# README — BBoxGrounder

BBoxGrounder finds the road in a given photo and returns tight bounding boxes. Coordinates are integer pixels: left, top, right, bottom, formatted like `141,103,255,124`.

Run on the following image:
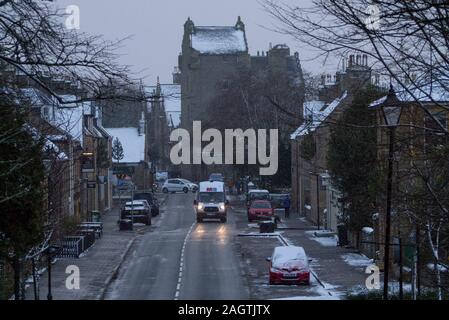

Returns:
105,192,249,300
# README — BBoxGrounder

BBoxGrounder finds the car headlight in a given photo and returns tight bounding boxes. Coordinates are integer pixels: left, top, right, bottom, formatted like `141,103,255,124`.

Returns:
219,202,225,211
197,203,204,210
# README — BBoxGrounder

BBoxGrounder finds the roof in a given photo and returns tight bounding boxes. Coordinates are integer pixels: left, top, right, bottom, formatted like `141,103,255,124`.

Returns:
26,125,68,161
272,246,307,263
21,87,54,107
106,127,145,163
290,91,348,139
191,26,247,55
53,101,85,144
248,189,269,194
369,83,449,108
199,181,224,192
146,84,181,127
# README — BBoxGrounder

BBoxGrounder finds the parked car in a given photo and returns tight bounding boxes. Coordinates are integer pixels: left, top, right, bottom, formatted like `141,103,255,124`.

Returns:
133,192,159,216
209,173,224,182
266,246,310,285
247,199,274,222
121,200,151,225
162,179,192,193
179,179,198,192
269,193,289,209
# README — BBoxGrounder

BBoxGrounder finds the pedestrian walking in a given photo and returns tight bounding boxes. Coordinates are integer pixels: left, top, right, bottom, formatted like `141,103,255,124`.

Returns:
283,196,291,219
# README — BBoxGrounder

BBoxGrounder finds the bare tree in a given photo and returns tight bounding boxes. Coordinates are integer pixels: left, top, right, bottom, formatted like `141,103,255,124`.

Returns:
262,0,449,134
261,0,449,298
0,0,134,103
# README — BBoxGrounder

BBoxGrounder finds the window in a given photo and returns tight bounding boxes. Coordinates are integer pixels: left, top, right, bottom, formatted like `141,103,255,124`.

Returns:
42,106,49,119
425,109,448,148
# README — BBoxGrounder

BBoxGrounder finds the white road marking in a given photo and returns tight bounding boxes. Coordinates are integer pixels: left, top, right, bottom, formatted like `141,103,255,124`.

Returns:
174,222,195,300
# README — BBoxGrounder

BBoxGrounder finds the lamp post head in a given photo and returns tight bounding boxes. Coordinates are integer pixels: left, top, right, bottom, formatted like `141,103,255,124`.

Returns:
382,85,402,127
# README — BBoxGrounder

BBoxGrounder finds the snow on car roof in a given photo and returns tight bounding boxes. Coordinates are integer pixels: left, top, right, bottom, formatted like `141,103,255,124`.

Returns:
273,246,307,263
248,189,269,193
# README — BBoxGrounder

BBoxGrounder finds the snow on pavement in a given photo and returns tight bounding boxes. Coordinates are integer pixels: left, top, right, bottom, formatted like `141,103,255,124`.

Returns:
305,230,338,247
341,253,373,268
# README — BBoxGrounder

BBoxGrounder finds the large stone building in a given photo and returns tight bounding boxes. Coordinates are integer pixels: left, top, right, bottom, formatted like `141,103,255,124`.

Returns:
178,17,305,181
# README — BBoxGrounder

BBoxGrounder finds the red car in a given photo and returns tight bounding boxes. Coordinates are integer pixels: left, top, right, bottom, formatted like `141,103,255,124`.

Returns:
247,200,274,222
267,246,310,285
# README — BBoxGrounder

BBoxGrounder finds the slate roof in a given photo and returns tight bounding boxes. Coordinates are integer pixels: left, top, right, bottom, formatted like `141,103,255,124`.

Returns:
191,26,247,55
290,91,348,139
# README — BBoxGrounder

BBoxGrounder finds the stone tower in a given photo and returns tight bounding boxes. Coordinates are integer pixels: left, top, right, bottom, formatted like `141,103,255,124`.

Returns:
178,17,305,181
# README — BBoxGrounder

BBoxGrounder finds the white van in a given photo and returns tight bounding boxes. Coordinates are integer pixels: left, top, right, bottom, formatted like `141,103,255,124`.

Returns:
194,181,228,223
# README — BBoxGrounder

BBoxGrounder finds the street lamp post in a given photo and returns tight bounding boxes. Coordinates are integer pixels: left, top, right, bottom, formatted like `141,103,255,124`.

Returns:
380,85,402,300
45,245,61,300
309,172,321,230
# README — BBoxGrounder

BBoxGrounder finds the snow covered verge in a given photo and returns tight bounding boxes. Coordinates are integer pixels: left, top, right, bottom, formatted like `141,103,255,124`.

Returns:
305,230,338,247
341,253,374,269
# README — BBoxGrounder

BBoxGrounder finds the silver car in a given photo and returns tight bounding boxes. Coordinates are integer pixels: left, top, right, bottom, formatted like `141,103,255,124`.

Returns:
162,178,198,193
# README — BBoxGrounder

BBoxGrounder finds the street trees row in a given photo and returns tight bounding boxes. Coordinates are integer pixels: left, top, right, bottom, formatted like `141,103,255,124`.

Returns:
0,89,46,299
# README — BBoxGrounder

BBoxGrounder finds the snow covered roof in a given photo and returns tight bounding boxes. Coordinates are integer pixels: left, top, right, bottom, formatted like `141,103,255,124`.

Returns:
106,127,145,163
26,125,68,161
369,84,449,108
290,91,348,139
21,87,54,107
248,189,269,194
52,96,86,144
191,26,247,55
146,84,181,127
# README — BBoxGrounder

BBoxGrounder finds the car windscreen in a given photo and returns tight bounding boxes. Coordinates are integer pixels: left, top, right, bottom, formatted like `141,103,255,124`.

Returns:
198,192,225,202
251,202,271,209
125,204,146,208
250,193,269,200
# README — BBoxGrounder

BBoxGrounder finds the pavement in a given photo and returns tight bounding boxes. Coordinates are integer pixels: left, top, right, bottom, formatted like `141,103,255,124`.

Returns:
24,195,166,300
230,196,371,299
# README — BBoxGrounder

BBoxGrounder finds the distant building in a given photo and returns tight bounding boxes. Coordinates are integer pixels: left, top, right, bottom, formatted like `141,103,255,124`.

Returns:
178,17,305,181
145,75,181,178
98,83,152,191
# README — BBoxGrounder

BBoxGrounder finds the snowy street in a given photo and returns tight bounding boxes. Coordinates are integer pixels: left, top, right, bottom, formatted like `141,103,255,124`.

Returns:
100,193,370,300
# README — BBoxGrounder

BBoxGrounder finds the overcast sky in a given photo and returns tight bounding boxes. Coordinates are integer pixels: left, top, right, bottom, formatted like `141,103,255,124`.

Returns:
57,0,327,85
